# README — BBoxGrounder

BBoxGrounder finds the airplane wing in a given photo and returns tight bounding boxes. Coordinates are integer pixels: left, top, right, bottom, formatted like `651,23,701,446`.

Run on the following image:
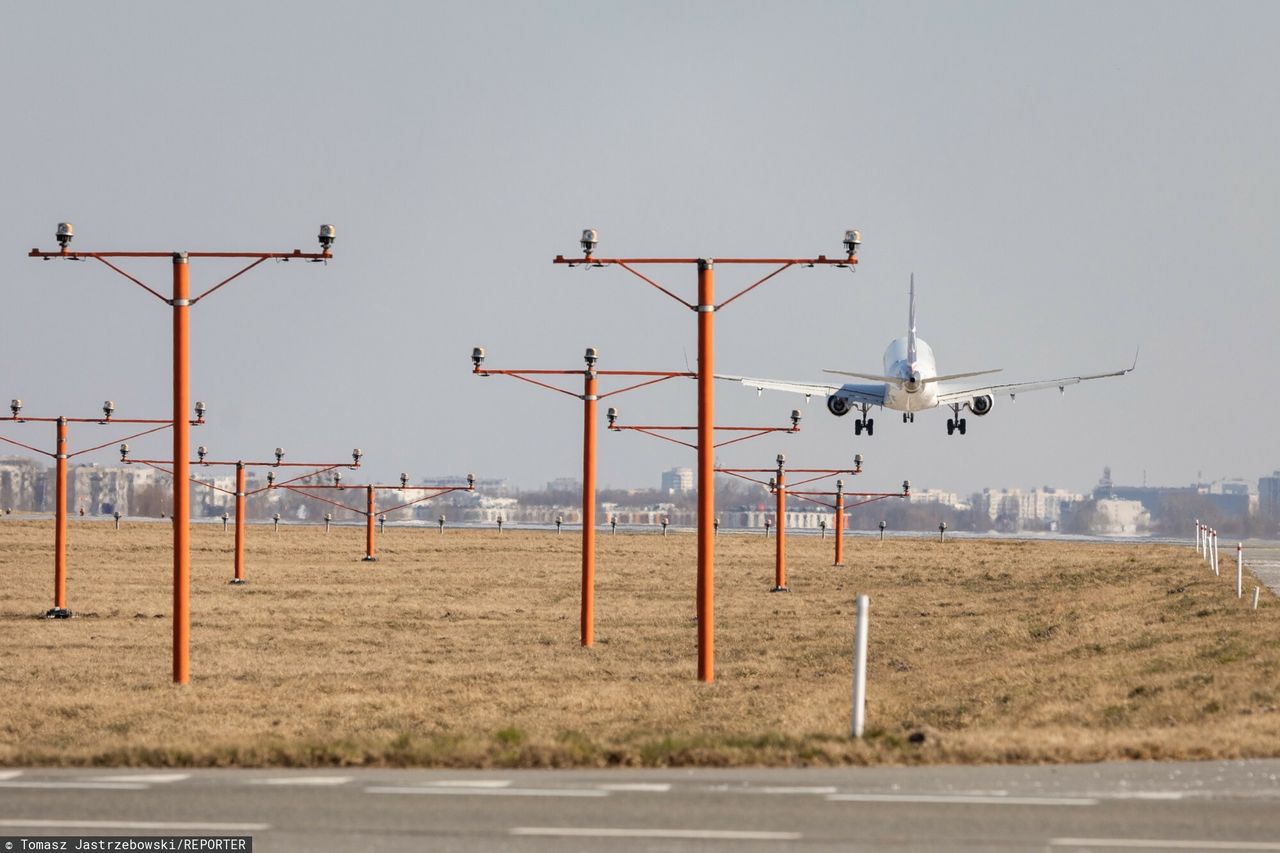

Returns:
716,374,886,406
935,352,1138,405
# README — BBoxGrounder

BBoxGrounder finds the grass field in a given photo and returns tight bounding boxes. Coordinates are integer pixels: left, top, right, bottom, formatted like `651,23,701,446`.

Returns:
1,519,1277,767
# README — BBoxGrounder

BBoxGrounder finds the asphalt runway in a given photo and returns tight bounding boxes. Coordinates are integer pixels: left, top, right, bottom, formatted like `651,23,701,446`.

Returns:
3,762,1280,852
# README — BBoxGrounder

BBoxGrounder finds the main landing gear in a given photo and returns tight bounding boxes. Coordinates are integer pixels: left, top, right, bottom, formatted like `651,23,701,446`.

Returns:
853,403,874,436
946,403,967,436
902,412,915,423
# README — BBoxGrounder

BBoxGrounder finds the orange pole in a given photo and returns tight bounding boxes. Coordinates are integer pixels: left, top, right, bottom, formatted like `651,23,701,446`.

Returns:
834,481,845,568
50,417,70,617
773,459,787,592
363,485,377,561
582,365,597,647
696,259,715,682
231,462,246,585
172,252,190,684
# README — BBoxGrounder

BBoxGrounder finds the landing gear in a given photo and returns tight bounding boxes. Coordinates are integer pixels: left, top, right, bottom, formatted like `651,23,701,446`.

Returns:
945,404,967,436
902,412,915,423
853,404,874,436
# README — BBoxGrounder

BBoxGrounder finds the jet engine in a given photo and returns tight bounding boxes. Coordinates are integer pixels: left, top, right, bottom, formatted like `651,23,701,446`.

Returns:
966,394,994,416
827,395,852,417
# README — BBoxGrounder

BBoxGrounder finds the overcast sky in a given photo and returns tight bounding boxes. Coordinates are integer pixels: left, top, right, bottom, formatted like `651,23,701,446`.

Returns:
2,2,1276,498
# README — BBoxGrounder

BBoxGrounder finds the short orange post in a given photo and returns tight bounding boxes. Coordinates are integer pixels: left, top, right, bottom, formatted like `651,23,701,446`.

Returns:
363,485,377,561
231,462,247,585
772,453,787,592
582,353,598,647
50,417,70,618
834,479,845,568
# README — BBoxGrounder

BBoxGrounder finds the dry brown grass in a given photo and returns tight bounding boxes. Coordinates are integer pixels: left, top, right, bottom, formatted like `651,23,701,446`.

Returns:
1,519,1278,767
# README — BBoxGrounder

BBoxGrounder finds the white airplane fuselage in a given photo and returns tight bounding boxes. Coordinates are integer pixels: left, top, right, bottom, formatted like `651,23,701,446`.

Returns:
881,336,938,413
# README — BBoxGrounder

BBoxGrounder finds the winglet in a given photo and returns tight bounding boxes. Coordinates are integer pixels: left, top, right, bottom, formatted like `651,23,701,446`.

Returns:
907,273,918,365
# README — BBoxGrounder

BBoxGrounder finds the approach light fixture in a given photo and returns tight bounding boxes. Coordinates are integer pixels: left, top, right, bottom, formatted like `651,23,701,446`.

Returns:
768,477,777,491
102,400,115,421
584,347,598,368
194,401,206,421
790,409,802,429
843,229,861,258
606,406,618,427
333,471,343,487
400,473,408,489
197,445,208,463
466,473,475,489
274,447,285,465
836,479,844,491
9,399,21,418
352,448,363,466
903,479,911,495
580,228,598,257
119,443,130,461
266,471,275,487
56,222,74,249
854,453,863,472
776,453,786,468
318,224,336,251
471,346,486,369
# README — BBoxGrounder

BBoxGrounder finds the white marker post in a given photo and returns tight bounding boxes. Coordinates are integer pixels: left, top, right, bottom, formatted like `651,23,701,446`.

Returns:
1254,586,1260,610
852,594,869,738
1237,543,1244,598
1211,530,1219,575
1195,519,1201,553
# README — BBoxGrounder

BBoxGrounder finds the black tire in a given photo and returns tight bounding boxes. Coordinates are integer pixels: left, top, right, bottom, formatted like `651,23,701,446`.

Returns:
854,420,863,436
866,419,874,436
958,418,967,435
946,419,955,435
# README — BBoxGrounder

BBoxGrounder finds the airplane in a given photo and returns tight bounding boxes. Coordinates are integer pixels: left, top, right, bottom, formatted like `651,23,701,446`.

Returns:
719,275,1136,437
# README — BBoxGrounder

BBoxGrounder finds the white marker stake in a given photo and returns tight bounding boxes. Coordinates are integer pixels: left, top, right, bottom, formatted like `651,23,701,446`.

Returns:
852,594,869,738
1212,531,1219,575
1195,520,1201,553
1237,543,1243,598
1254,586,1261,610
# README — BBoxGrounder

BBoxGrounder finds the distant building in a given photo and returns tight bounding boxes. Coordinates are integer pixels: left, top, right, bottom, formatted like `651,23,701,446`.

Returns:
1095,498,1150,535
908,488,964,508
661,467,693,495
972,486,1081,531
1260,471,1280,528
546,477,581,494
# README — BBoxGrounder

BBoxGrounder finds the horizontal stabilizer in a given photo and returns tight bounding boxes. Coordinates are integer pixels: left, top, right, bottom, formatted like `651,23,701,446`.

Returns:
822,368,902,385
923,368,1002,385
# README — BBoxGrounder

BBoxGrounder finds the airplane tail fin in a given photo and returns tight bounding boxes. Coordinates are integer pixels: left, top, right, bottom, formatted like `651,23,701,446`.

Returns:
907,273,918,365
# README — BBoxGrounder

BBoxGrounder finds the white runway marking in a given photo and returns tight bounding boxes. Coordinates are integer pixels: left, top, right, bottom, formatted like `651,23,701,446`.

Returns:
88,773,190,784
827,793,1098,806
0,819,270,832
367,785,608,798
0,771,22,781
250,776,353,786
427,779,512,788
511,827,803,841
596,783,672,792
751,786,838,795
1050,839,1280,850
0,781,149,791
